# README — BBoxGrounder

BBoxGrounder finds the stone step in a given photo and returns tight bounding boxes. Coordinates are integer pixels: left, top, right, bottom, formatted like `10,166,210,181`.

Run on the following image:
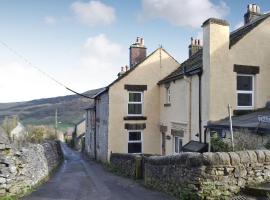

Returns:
244,182,270,198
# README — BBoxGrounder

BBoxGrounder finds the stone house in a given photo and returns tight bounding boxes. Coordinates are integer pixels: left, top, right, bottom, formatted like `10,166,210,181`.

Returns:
85,38,180,162
10,122,27,142
74,118,86,151
158,4,270,155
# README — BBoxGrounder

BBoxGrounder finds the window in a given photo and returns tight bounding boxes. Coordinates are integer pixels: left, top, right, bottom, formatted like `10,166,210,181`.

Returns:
166,87,171,104
174,136,182,154
237,74,254,109
128,92,143,115
128,131,142,153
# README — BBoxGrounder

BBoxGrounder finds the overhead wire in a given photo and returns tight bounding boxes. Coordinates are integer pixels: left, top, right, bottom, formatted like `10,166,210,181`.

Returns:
0,40,93,99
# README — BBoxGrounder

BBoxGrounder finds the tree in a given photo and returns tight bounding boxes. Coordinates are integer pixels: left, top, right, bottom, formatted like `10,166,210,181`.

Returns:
1,116,18,138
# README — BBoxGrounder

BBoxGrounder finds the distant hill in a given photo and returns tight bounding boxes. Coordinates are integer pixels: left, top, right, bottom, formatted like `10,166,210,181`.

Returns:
0,88,102,130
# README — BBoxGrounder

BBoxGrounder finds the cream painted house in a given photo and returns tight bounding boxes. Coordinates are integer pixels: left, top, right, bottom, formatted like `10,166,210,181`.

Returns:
85,38,180,162
158,4,270,155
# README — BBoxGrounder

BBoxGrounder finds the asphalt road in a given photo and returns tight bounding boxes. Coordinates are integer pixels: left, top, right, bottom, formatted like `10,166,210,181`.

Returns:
22,144,175,200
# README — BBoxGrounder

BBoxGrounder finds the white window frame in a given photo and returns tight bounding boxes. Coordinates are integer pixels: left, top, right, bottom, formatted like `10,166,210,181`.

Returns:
128,130,143,154
166,86,171,104
237,74,254,110
174,136,182,154
127,91,144,116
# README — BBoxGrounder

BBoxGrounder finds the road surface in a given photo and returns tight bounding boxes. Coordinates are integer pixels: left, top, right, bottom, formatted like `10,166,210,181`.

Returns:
22,144,175,200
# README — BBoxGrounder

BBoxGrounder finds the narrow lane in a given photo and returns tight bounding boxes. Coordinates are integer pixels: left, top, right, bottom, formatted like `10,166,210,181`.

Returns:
23,144,175,200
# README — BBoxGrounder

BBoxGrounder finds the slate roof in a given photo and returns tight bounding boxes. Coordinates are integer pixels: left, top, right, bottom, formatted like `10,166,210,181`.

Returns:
182,140,208,153
230,13,270,48
159,13,270,84
159,49,202,84
206,107,270,133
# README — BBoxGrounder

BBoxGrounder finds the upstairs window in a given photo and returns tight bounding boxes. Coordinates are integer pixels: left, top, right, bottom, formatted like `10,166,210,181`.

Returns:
128,131,142,153
166,87,171,104
128,92,143,116
237,74,254,109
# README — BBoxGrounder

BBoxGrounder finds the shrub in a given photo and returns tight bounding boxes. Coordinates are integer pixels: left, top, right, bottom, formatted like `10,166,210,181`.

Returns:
211,133,232,152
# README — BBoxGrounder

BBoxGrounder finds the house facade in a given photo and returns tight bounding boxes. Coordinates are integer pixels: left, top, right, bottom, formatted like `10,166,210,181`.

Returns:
158,4,270,155
85,4,270,160
85,38,180,162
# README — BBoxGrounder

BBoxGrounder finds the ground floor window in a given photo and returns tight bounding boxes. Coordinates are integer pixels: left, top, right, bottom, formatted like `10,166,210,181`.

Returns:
174,136,182,154
128,131,142,153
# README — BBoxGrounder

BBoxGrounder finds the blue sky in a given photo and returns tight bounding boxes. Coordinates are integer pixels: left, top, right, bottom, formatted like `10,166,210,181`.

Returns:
0,0,269,102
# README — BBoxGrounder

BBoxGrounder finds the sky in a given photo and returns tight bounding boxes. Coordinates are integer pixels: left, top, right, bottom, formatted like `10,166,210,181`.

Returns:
0,0,269,103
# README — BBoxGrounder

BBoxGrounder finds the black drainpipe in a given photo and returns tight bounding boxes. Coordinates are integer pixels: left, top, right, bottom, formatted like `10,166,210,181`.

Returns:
198,71,202,143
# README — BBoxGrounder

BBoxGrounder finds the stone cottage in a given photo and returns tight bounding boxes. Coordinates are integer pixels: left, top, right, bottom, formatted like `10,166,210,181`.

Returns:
74,118,86,151
85,38,180,162
158,4,270,155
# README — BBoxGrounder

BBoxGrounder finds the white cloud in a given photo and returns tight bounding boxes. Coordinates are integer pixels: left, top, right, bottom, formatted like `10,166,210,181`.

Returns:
78,34,126,88
71,0,116,26
44,16,57,25
0,62,67,102
139,0,229,28
0,34,126,102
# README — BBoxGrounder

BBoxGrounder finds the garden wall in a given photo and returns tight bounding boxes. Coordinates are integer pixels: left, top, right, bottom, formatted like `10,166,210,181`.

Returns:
0,138,63,198
144,151,270,199
110,153,142,179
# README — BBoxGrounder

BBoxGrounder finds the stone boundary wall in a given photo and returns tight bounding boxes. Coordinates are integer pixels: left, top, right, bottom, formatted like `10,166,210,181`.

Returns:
144,151,270,200
110,153,142,179
0,140,63,198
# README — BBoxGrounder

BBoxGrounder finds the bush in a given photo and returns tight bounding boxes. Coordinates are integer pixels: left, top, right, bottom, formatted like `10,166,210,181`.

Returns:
211,133,232,152
26,125,57,143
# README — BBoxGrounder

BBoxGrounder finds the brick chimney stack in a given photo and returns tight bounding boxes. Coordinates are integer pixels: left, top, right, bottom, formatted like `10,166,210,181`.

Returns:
244,4,262,24
188,37,202,57
129,37,147,68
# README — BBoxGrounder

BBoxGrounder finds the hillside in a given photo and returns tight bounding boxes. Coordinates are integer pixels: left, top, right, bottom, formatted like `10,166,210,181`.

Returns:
0,88,102,130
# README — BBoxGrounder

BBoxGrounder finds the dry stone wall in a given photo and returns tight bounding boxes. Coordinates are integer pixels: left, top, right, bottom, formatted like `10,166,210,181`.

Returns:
144,151,270,200
110,153,142,179
0,138,63,198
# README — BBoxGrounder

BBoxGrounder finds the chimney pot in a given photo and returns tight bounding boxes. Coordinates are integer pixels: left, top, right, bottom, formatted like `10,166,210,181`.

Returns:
140,38,144,46
125,65,128,71
136,37,140,44
121,67,124,72
252,4,256,12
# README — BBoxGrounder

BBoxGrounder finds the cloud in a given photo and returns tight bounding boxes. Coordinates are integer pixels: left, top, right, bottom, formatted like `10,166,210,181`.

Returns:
78,34,126,88
0,34,127,102
0,62,67,102
139,0,229,28
71,1,116,26
44,16,57,25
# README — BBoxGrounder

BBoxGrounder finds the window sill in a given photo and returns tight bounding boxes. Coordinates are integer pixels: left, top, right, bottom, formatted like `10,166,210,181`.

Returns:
164,103,171,107
124,116,147,120
233,109,254,116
